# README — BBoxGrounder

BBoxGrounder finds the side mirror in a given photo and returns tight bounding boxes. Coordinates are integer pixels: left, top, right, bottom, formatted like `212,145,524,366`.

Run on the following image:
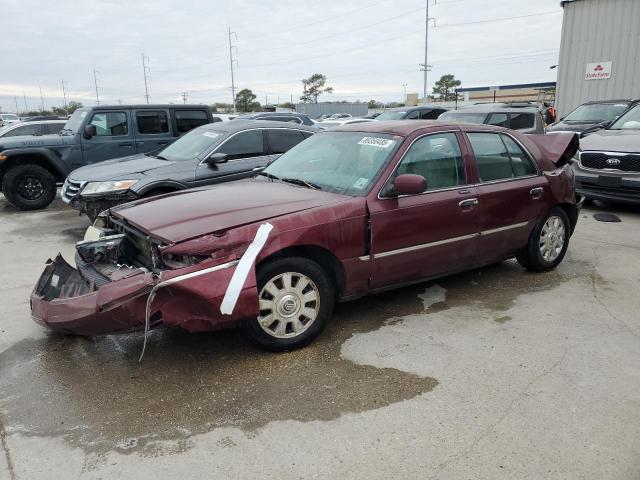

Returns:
392,174,426,196
83,124,97,139
206,152,228,164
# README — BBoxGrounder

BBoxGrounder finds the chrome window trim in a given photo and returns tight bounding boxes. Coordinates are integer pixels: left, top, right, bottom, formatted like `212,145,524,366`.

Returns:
577,150,640,175
373,221,530,259
376,129,466,200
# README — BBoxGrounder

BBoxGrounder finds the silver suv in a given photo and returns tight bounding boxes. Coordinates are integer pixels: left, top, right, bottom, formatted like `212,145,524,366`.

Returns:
439,106,545,134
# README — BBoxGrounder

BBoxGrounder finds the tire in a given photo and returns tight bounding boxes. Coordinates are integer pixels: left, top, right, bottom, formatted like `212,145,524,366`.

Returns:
1,163,57,210
241,256,335,351
516,207,570,272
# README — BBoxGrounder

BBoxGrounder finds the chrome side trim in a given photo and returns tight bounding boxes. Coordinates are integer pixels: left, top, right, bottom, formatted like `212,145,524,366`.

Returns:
358,255,371,261
374,233,479,259
481,221,529,236
373,221,530,259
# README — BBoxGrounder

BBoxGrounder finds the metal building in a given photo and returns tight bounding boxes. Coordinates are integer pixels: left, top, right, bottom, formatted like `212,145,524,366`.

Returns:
296,102,368,119
555,0,640,116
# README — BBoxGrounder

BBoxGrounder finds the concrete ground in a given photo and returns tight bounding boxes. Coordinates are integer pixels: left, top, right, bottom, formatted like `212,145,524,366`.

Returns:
0,193,639,480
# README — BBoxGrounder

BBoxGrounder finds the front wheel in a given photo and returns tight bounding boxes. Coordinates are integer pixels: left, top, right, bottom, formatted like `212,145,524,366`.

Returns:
2,164,57,210
241,257,335,351
516,207,570,272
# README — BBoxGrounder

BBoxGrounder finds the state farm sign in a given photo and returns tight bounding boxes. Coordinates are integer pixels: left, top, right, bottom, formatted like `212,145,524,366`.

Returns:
585,61,612,80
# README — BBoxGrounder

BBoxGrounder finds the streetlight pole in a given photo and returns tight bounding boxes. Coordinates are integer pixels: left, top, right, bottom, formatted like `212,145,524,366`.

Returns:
402,83,407,104
228,27,238,113
421,0,436,104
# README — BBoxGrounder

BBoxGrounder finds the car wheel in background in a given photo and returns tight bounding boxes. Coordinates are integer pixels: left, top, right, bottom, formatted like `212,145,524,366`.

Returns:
241,257,335,351
516,207,570,272
1,164,57,210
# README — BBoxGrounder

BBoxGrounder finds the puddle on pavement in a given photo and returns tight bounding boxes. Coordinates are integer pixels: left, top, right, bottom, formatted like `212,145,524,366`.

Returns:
0,254,592,457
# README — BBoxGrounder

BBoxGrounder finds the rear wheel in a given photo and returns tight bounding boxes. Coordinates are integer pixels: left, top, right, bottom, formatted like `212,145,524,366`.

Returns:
241,257,335,351
2,164,57,210
516,207,570,272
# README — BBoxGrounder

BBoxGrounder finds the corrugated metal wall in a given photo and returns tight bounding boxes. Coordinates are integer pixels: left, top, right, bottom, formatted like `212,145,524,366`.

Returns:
555,0,640,117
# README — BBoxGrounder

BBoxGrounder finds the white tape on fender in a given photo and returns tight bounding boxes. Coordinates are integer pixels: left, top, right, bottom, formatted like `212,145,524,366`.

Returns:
220,223,274,315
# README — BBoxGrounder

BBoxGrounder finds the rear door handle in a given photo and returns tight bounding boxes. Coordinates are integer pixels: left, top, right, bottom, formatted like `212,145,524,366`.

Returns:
530,187,543,198
458,198,478,208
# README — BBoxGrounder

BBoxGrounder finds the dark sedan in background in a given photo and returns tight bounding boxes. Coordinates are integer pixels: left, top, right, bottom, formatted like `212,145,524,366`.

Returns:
62,120,317,219
547,99,638,136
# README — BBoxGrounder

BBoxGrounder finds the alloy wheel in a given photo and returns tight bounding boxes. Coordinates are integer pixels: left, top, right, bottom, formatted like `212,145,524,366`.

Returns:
539,215,565,262
16,175,45,201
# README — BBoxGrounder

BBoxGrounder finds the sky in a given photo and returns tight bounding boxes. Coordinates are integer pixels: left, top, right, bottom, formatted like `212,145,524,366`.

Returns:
0,0,564,111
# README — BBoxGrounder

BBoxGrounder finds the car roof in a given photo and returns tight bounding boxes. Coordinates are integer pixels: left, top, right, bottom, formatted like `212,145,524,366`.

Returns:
383,105,447,112
446,107,540,114
83,104,210,110
201,119,317,132
11,119,67,125
243,112,307,117
333,120,463,136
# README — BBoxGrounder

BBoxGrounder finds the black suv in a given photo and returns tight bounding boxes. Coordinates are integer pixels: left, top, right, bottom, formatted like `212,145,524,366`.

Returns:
547,99,639,136
375,105,448,121
63,120,317,220
0,105,213,210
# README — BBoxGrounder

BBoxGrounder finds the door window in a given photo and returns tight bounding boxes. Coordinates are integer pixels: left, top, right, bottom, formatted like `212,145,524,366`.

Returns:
405,110,420,119
467,132,513,181
217,129,264,160
267,129,305,154
45,122,66,134
136,111,169,134
509,112,535,130
501,135,537,176
395,132,466,190
3,124,43,137
89,111,128,136
487,113,509,128
175,110,209,133
419,109,440,119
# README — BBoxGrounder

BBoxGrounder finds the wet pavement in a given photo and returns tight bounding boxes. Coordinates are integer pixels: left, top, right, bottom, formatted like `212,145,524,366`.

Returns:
1,194,639,479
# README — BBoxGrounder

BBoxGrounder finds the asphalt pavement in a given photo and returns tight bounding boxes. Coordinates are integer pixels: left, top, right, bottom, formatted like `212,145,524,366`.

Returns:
1,194,639,479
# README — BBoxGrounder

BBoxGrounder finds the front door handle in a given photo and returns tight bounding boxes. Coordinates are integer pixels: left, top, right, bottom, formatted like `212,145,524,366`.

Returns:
458,198,478,208
530,187,543,199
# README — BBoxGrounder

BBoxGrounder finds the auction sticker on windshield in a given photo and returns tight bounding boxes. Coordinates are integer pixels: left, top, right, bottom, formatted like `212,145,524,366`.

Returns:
203,131,222,139
358,137,395,148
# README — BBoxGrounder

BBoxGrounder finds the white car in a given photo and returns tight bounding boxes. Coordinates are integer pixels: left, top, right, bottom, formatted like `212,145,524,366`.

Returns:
0,119,67,138
0,113,21,127
316,118,375,129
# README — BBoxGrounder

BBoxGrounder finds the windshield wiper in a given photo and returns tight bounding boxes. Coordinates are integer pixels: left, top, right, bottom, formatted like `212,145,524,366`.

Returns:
281,177,322,190
257,171,280,181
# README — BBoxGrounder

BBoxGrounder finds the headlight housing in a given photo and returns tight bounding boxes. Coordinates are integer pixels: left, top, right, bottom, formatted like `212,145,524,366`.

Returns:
81,179,139,196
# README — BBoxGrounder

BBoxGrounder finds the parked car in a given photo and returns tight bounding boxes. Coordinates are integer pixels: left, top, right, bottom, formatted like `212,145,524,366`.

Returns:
31,121,580,351
376,105,448,121
572,102,640,204
237,112,315,126
62,120,317,220
0,120,67,138
439,107,545,134
317,118,376,129
0,104,214,211
546,99,638,136
0,113,20,126
328,114,352,119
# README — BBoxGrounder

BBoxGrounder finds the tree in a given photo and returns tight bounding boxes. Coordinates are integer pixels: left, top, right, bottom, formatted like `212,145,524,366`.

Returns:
235,89,260,112
432,74,462,102
279,102,296,110
300,73,333,103
367,99,383,109
51,101,83,116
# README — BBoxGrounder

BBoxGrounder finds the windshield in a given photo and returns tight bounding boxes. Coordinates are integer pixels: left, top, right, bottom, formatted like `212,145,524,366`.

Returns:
609,104,640,130
157,127,224,161
1,114,19,121
439,112,488,124
375,110,406,120
63,108,89,134
563,103,629,122
263,131,401,196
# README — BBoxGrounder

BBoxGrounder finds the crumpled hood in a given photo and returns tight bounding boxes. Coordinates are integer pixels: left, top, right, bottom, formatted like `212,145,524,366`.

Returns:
579,129,640,153
111,180,352,243
0,133,66,150
68,153,171,182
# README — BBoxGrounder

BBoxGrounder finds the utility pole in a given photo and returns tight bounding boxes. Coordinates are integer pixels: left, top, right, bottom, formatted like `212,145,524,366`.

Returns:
23,91,28,112
421,0,436,104
228,27,238,113
181,92,188,104
61,80,68,109
402,83,407,103
39,85,45,112
14,96,20,115
141,52,150,104
93,69,100,105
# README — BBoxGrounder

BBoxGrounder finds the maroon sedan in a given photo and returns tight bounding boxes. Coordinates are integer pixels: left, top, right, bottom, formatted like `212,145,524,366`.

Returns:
31,121,581,351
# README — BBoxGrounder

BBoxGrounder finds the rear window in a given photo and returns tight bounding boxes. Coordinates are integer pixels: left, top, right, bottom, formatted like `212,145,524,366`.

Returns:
136,111,169,134
439,112,487,124
509,112,535,130
175,110,209,133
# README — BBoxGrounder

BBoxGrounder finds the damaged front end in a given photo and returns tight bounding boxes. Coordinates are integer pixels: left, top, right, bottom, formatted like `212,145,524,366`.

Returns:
30,219,265,336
